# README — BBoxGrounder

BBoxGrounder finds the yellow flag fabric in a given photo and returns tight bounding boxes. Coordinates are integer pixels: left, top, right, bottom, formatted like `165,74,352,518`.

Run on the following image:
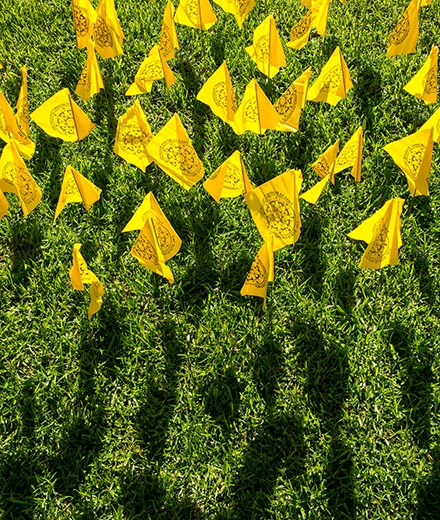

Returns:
0,187,8,219
30,88,95,142
334,126,363,181
0,141,41,216
93,0,124,59
0,92,35,160
175,0,217,30
126,45,176,95
114,99,154,171
147,113,204,190
213,0,254,28
275,67,312,132
420,106,440,142
312,0,332,36
240,238,274,309
301,140,339,204
159,1,180,61
404,45,438,104
69,243,104,318
384,127,433,196
16,65,30,137
300,174,331,205
203,150,253,202
245,169,303,251
72,0,96,48
420,0,432,4
301,0,312,6
130,217,175,283
196,61,237,127
307,46,353,105
233,79,281,135
288,8,315,50
387,0,420,57
54,165,102,220
245,15,286,78
123,191,182,262
75,40,105,101
348,198,405,269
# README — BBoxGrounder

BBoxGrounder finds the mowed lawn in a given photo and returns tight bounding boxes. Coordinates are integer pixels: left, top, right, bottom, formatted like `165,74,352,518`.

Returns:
1,0,440,518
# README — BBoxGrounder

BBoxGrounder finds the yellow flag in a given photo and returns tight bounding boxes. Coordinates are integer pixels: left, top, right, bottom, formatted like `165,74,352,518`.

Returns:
300,0,311,6
126,45,176,95
383,127,433,196
196,61,237,127
30,88,95,142
0,141,41,216
404,45,438,104
275,67,312,132
420,106,440,142
348,198,404,269
75,40,105,101
233,79,281,135
213,0,254,28
245,169,303,251
0,187,8,219
147,113,204,190
245,15,286,78
334,126,363,181
69,243,104,318
420,0,432,4
130,218,175,283
288,8,315,50
307,46,353,105
93,0,124,59
123,191,182,262
159,1,180,61
16,65,30,137
72,0,96,48
0,92,35,160
203,150,253,202
175,0,217,30
54,165,102,220
114,99,154,171
301,140,339,204
240,238,274,309
387,0,420,57
313,0,331,36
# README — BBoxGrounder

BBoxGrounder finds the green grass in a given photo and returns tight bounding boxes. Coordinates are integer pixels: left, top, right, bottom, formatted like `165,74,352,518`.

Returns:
1,0,440,518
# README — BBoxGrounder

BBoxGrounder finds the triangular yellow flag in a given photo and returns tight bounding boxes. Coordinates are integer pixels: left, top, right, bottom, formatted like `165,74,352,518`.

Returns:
69,243,104,318
54,165,102,220
30,88,95,142
240,238,274,309
71,0,97,48
75,40,105,101
0,141,41,216
147,113,204,190
233,79,281,135
348,198,405,269
196,61,238,127
274,67,312,132
130,217,175,283
123,191,182,262
16,65,30,137
334,126,363,182
174,0,217,30
313,0,332,36
0,92,35,160
387,0,420,57
93,0,124,59
0,187,8,219
301,140,339,204
287,8,315,50
307,46,353,105
420,106,440,142
245,15,286,78
213,0,254,28
245,169,303,250
383,127,433,196
159,1,180,61
404,45,438,104
114,99,154,171
203,150,253,202
126,45,176,95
